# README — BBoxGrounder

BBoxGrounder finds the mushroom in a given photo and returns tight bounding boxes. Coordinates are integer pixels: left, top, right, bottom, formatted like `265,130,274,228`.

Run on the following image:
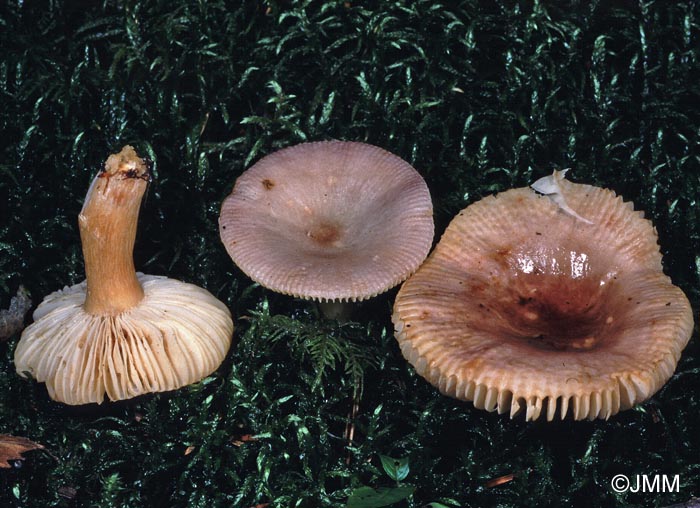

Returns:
15,146,233,405
393,171,694,421
218,141,434,318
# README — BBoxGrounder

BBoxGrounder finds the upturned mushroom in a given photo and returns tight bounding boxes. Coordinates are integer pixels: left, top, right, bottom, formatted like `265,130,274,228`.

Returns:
15,146,233,405
218,141,434,318
393,171,694,421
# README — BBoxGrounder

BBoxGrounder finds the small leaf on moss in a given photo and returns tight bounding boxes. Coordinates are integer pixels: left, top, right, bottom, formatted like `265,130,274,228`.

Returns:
346,485,415,508
0,435,44,468
379,454,410,482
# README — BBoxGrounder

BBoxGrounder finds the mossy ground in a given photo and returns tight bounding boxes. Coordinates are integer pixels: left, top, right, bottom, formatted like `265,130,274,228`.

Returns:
1,1,699,507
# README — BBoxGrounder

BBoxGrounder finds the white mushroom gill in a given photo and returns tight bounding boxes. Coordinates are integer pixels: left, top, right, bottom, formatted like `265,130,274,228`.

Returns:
15,275,232,405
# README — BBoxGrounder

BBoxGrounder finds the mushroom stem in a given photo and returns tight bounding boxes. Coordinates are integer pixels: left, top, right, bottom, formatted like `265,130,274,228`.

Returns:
318,301,354,321
79,146,150,315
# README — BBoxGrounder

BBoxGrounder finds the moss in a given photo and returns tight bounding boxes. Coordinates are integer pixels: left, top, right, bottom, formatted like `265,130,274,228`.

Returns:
1,1,699,506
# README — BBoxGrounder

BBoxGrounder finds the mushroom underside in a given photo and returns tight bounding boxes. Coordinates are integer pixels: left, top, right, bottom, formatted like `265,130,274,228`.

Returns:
15,274,233,405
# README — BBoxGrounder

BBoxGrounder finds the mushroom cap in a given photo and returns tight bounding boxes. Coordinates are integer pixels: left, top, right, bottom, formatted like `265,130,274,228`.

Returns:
219,141,434,302
15,274,233,405
393,176,694,421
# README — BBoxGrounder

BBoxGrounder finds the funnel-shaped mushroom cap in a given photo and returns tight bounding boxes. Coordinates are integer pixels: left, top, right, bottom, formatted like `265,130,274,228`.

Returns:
393,173,693,421
219,141,434,302
15,274,232,405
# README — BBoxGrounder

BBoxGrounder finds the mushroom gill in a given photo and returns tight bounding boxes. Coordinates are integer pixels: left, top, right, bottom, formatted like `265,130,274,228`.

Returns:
393,172,694,421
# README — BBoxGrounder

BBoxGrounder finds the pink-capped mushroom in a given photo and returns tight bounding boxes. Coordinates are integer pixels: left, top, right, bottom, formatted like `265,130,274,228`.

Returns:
393,171,694,421
219,141,434,318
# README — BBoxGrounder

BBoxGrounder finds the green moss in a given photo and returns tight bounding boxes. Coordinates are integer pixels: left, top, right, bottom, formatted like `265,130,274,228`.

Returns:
1,1,698,506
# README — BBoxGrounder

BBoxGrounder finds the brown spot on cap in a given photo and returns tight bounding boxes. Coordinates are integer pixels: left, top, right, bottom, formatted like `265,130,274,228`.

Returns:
307,221,342,247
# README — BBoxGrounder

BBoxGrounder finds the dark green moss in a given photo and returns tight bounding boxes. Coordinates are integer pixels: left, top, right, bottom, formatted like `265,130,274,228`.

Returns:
1,1,698,506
